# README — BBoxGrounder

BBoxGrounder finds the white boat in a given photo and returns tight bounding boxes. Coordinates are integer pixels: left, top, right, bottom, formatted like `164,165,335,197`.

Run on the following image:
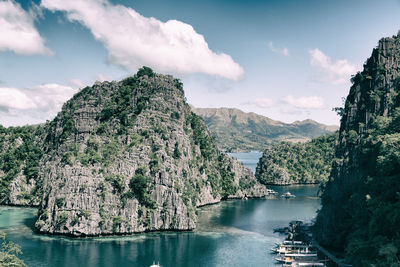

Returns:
150,262,161,267
282,241,303,245
275,253,318,263
283,262,325,267
271,241,308,252
281,192,296,198
266,189,278,195
272,244,316,254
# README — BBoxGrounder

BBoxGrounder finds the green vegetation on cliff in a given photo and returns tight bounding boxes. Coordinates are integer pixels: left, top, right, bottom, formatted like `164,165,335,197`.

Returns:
0,125,44,205
314,33,400,266
255,133,337,185
0,231,26,267
193,107,337,152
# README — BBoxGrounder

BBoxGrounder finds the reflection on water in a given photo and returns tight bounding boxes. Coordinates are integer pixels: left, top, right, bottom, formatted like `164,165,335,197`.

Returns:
0,152,321,267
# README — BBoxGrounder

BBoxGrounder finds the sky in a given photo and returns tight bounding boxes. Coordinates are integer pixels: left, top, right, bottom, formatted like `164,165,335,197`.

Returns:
1,0,400,127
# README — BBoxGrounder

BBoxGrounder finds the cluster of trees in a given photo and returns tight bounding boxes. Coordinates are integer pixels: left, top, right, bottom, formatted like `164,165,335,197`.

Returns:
186,111,238,197
255,133,337,185
0,231,26,266
316,109,400,265
314,36,400,266
0,125,44,204
98,70,152,135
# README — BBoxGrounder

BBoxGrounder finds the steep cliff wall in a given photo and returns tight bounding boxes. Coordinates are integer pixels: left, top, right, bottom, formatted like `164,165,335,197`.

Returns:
33,67,267,236
314,34,400,265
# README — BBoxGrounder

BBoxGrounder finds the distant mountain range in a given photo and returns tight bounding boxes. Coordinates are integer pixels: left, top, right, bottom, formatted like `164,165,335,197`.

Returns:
192,107,338,152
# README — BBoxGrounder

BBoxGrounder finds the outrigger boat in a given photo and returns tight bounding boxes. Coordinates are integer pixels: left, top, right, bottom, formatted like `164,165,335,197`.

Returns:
272,221,326,266
266,189,278,195
275,253,318,263
281,192,296,198
282,241,303,245
272,244,316,254
271,241,315,253
283,262,325,267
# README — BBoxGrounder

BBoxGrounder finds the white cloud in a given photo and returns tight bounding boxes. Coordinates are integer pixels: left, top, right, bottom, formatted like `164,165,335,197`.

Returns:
0,87,37,110
268,42,289,56
68,79,86,89
0,0,52,55
282,95,325,109
41,0,243,80
0,83,78,125
29,83,78,113
252,98,276,108
95,73,113,82
309,48,356,85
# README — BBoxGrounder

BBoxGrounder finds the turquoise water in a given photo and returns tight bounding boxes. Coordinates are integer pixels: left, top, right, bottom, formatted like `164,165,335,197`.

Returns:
228,151,263,173
0,152,320,267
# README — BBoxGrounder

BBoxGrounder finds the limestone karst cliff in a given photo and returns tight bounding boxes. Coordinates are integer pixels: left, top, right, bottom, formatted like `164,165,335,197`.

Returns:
314,34,400,265
20,67,267,236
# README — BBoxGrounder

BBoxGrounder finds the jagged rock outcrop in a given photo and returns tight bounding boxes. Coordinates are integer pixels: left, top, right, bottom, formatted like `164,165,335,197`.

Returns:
314,33,400,265
32,67,267,236
255,134,336,185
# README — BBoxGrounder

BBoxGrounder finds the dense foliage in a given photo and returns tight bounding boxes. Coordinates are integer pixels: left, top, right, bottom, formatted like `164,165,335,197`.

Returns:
0,231,26,267
128,167,156,209
255,133,337,185
0,125,44,204
186,112,238,197
316,110,400,266
314,34,400,266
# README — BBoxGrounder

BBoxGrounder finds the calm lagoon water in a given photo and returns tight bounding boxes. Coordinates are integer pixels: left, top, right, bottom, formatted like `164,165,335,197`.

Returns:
0,152,320,267
228,151,263,173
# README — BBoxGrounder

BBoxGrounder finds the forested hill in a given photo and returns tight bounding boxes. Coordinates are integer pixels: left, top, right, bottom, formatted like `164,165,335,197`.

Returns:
192,107,337,152
314,33,400,266
255,133,337,185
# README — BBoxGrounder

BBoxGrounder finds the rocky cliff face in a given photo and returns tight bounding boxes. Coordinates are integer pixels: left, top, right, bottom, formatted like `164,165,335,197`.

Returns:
314,33,400,260
33,68,267,236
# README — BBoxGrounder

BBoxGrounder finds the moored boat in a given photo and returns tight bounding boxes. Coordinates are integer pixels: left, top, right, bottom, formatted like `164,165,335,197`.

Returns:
272,244,316,254
267,189,278,195
271,240,315,254
281,192,296,198
275,253,318,263
283,262,325,267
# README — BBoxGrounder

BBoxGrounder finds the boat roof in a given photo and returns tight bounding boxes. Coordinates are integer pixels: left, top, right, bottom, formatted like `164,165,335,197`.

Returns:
283,253,318,257
280,244,312,247
296,263,325,266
